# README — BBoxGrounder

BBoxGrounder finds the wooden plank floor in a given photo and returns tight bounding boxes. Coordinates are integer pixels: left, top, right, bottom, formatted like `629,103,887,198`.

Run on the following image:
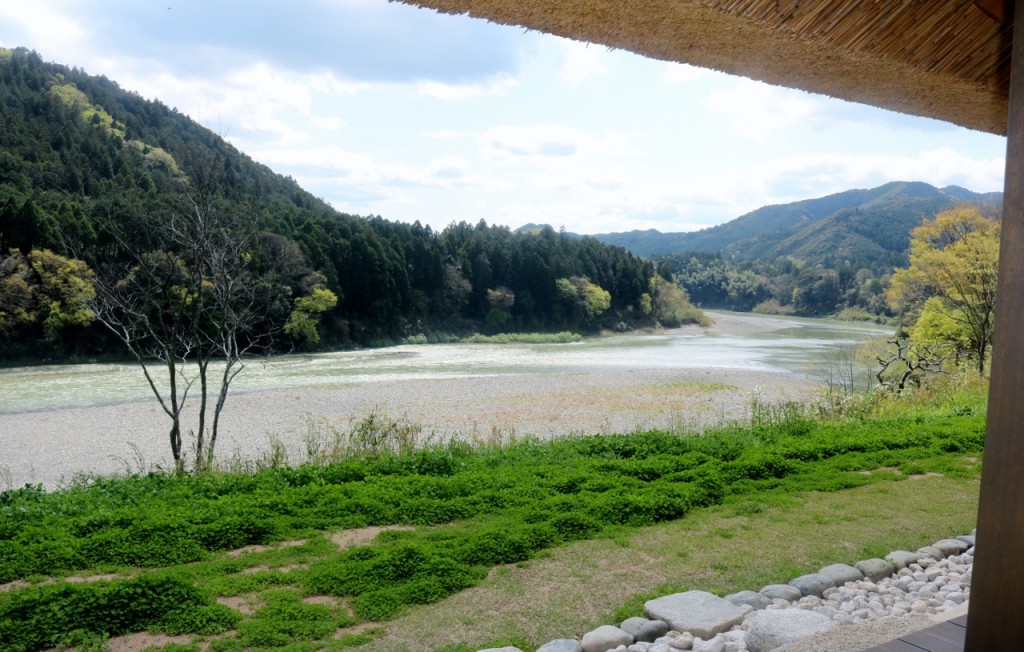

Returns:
865,614,967,652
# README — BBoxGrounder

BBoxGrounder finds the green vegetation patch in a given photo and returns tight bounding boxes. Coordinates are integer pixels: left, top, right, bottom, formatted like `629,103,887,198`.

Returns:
48,81,127,140
0,391,986,650
0,575,237,652
127,140,183,177
49,83,91,111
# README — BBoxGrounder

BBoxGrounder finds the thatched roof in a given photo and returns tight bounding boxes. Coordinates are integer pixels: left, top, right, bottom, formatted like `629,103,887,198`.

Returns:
398,0,1013,135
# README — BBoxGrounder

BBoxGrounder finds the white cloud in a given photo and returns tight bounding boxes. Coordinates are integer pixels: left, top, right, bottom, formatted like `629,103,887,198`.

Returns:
0,4,87,58
427,156,469,179
705,78,823,139
415,73,518,100
307,72,381,96
765,148,1005,197
423,130,464,140
311,116,345,131
559,39,608,85
480,125,589,161
98,59,373,146
251,145,509,196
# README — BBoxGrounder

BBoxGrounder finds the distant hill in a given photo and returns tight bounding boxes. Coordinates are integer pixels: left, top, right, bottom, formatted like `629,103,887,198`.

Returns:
587,181,1001,267
520,182,1002,317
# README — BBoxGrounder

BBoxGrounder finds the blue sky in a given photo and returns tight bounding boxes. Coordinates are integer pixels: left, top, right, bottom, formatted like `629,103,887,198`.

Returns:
0,0,1008,234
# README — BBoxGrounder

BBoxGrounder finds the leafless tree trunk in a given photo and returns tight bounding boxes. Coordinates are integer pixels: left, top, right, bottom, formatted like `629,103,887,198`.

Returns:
80,151,275,472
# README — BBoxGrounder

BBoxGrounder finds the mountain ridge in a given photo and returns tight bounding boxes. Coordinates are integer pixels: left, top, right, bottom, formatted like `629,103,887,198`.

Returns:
521,181,1001,268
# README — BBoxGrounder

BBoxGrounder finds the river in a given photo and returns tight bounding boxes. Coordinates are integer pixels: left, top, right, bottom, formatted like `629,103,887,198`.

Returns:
0,311,891,489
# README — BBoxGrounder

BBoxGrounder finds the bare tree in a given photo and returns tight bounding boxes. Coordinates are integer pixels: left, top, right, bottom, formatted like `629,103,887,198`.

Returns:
876,335,947,393
84,154,279,471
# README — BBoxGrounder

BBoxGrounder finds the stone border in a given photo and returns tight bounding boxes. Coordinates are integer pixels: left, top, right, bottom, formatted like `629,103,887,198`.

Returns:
477,531,975,652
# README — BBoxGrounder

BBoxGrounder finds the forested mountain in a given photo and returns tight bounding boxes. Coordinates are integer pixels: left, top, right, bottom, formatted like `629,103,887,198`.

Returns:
579,182,1002,318
594,182,1001,263
0,48,674,361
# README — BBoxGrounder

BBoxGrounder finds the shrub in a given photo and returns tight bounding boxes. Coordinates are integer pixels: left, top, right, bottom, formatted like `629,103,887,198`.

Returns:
0,575,226,652
236,591,335,647
351,589,403,621
548,512,602,541
79,520,207,567
454,530,532,566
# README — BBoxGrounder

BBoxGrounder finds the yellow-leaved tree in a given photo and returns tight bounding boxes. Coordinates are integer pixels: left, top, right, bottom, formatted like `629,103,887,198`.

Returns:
887,206,1000,374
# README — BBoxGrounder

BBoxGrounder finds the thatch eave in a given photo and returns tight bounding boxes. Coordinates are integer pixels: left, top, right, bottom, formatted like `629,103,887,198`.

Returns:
399,0,1012,135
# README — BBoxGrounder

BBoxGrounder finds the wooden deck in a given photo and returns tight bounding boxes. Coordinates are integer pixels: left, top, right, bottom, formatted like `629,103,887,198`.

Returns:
866,614,967,652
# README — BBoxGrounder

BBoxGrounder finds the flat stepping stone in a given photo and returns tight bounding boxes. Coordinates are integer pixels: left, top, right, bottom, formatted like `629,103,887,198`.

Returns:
644,591,746,639
745,609,835,652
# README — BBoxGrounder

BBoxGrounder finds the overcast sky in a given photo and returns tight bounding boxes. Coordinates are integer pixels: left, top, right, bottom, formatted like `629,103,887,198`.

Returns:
0,1,1009,234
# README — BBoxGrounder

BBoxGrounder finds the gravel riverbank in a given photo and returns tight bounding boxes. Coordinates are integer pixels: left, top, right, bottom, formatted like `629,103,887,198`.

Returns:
0,365,817,489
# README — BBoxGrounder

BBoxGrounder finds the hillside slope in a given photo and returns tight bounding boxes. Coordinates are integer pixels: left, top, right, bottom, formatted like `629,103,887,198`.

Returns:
0,47,664,359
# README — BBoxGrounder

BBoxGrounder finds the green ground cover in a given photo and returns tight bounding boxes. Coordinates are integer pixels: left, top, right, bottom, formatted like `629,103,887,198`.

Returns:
0,383,986,652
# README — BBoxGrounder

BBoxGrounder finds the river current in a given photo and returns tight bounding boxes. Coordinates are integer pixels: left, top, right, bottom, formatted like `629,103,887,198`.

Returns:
0,312,889,415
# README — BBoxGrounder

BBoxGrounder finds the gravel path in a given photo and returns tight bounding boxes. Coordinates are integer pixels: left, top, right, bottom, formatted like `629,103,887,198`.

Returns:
0,366,816,490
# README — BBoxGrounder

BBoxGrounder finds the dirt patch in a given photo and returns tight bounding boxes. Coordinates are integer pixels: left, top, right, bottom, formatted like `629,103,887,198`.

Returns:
305,595,356,618
65,573,121,583
0,580,33,593
226,539,307,558
331,525,415,549
226,544,273,558
2,573,127,593
217,594,263,615
909,472,945,480
857,467,902,476
303,595,345,607
239,563,307,575
106,632,193,652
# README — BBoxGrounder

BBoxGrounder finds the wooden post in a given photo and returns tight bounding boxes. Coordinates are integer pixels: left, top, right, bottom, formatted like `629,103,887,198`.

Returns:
966,0,1024,649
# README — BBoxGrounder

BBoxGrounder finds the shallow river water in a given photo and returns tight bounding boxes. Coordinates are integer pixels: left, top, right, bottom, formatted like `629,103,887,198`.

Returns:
0,312,892,488
0,312,889,415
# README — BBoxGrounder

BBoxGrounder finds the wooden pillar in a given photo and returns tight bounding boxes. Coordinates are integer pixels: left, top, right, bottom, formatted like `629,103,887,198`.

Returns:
966,0,1024,648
